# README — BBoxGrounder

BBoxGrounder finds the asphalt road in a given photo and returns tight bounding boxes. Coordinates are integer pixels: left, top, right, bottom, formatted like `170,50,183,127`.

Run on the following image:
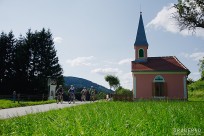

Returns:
0,101,90,119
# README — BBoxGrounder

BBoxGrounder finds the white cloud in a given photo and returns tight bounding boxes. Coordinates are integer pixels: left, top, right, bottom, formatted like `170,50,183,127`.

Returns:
147,3,204,38
91,68,122,75
180,52,190,58
119,72,132,89
189,52,204,61
189,72,201,81
54,37,63,44
66,56,95,67
103,60,117,65
118,58,132,65
147,3,178,33
181,52,204,61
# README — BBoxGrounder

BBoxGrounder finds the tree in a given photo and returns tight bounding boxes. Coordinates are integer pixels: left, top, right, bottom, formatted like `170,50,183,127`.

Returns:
0,28,63,95
13,34,32,93
23,28,63,94
104,75,120,90
187,78,195,85
115,86,132,95
174,0,204,31
0,31,16,94
198,57,204,80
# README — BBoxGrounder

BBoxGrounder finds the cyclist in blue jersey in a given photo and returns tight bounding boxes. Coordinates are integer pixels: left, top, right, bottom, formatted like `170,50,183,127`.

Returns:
68,85,75,104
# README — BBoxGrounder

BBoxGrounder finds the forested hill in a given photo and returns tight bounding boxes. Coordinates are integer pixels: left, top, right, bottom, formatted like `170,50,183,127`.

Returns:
64,76,113,94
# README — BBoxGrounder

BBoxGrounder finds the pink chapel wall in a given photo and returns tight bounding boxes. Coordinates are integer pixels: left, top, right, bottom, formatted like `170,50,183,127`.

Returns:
133,73,186,99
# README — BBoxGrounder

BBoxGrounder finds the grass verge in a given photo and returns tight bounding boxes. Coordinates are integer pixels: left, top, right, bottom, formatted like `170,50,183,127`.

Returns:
188,90,204,101
0,101,203,135
0,99,56,109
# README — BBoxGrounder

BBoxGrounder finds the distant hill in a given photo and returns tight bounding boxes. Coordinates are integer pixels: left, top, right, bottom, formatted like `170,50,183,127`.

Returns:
64,76,113,94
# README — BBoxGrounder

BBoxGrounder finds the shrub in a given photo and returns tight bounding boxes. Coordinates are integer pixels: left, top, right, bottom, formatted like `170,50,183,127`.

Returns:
115,86,132,95
113,87,133,101
188,80,204,91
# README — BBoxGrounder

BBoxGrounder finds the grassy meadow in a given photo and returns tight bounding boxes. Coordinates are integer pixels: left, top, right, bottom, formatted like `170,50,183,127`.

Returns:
0,80,203,135
188,80,204,101
0,101,203,136
188,90,204,101
0,99,56,109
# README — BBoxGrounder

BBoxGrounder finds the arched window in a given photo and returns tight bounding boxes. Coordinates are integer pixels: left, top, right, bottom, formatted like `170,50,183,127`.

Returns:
138,49,144,58
153,75,165,97
153,75,165,82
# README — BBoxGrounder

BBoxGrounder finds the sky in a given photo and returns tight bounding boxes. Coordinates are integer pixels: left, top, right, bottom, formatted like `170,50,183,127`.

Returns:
0,0,204,90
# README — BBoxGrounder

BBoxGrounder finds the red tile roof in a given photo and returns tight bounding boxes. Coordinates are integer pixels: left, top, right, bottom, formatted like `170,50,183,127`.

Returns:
132,56,190,74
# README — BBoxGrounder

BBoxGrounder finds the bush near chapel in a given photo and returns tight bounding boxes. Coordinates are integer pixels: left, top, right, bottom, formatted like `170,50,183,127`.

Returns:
188,80,204,101
113,86,133,101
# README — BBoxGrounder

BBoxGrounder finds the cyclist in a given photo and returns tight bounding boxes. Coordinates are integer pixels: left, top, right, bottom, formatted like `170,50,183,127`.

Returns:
56,85,63,104
68,85,75,104
81,87,87,102
90,86,96,102
106,94,109,101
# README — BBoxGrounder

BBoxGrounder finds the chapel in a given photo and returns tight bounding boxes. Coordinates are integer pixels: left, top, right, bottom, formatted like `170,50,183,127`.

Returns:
131,12,190,99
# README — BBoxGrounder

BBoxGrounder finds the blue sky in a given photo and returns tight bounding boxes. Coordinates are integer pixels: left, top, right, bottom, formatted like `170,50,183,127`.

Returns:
1,0,204,89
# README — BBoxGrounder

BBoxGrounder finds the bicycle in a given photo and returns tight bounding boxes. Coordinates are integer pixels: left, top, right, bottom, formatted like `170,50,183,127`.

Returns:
90,94,96,102
68,93,75,104
81,94,86,102
56,92,63,104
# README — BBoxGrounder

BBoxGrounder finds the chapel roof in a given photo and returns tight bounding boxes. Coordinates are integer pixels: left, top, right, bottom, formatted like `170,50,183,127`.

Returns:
132,56,190,74
134,12,148,46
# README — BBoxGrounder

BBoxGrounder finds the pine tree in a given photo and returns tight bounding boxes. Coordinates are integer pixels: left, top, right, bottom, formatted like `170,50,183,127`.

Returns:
23,28,63,94
0,31,16,94
13,35,30,93
0,28,63,95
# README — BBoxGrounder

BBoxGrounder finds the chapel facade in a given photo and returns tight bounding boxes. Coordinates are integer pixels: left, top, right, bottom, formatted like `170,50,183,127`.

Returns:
131,12,190,99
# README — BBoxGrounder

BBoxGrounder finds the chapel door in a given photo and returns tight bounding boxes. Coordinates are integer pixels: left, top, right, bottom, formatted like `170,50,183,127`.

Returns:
154,82,164,97
153,75,166,97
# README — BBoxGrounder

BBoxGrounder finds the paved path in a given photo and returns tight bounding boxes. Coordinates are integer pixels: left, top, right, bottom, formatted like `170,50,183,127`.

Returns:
0,101,90,119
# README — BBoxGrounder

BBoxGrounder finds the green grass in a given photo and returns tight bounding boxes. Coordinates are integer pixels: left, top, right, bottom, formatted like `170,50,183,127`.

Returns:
188,89,204,101
0,99,56,109
0,101,203,136
188,80,204,101
188,80,204,92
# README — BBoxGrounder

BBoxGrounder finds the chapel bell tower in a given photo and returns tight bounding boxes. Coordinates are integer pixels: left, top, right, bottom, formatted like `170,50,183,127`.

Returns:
134,12,148,62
